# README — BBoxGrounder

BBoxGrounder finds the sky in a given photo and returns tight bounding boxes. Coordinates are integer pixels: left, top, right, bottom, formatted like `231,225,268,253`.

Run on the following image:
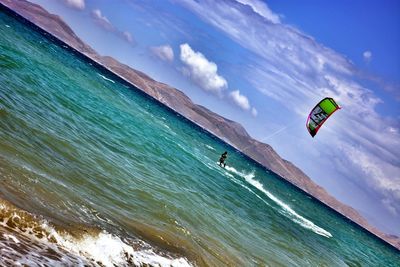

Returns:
28,0,400,236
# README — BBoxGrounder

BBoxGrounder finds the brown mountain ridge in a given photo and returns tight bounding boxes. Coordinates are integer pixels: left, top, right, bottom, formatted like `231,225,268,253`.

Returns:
1,0,398,250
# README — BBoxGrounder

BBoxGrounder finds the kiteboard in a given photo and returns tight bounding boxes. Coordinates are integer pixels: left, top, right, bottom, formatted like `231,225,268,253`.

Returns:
217,162,227,168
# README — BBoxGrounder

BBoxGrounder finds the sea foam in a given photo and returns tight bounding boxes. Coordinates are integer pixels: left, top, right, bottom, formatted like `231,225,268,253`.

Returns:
54,230,192,267
0,199,193,267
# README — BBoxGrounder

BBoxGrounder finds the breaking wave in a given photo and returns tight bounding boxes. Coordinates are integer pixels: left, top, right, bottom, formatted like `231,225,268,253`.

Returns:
0,199,192,267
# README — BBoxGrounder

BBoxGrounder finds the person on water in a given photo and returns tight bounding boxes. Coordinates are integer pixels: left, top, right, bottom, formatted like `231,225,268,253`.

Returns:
219,151,228,167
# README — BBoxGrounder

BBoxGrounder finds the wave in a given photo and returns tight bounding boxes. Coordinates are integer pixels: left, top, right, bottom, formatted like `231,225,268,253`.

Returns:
205,145,215,151
0,199,192,267
223,166,332,238
161,122,172,131
97,73,116,84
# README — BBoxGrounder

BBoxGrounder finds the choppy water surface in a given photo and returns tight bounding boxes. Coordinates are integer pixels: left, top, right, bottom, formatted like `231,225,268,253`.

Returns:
0,8,399,267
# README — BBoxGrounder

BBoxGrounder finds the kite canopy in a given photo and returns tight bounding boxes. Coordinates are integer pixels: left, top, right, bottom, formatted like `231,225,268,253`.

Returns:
306,97,340,137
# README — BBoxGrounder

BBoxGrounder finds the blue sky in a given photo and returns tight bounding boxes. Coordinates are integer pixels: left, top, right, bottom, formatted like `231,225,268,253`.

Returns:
30,0,400,235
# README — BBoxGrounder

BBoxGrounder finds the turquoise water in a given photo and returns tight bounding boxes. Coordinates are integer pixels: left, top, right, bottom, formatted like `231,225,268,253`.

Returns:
0,7,399,267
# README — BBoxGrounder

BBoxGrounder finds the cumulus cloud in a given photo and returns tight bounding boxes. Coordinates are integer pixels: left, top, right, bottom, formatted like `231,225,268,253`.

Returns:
178,43,255,113
363,50,372,62
178,43,256,113
151,45,174,62
229,90,250,110
179,43,227,94
62,0,85,10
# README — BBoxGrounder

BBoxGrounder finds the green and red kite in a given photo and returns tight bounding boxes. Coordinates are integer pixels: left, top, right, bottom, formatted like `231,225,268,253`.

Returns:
306,97,340,137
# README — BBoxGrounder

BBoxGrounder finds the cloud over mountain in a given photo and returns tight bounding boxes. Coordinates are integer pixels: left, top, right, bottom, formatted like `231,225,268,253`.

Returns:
151,45,174,62
91,9,135,45
179,43,227,94
91,9,113,31
62,0,85,10
230,90,250,110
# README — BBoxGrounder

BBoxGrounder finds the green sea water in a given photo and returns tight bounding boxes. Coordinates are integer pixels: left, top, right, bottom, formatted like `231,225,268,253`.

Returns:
0,7,399,267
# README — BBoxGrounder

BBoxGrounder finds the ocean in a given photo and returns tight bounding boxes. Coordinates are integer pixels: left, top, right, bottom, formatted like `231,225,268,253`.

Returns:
0,7,399,267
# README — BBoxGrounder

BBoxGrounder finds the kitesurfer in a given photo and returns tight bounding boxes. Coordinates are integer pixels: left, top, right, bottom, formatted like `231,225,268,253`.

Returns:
219,151,228,167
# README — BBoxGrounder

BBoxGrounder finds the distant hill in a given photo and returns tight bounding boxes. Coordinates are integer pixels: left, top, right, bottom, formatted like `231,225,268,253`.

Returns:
1,0,398,251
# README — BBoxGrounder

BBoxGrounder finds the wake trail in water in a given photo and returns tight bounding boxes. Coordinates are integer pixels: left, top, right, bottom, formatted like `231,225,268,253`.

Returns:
98,74,116,84
223,165,332,238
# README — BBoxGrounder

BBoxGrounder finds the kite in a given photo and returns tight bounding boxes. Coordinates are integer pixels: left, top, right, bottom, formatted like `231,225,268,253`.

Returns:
306,97,340,137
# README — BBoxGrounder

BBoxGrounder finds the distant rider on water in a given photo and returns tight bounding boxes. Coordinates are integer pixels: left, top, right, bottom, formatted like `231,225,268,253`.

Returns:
219,151,228,167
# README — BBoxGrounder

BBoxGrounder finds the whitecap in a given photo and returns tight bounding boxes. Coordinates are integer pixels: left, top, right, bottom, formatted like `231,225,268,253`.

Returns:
205,145,215,151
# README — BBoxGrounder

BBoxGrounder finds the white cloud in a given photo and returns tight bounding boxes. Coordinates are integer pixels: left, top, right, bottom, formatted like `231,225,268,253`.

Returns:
62,0,85,10
122,31,134,44
91,9,135,45
235,0,280,23
363,50,372,62
151,45,174,62
388,127,397,134
176,0,353,78
340,143,400,196
382,198,398,216
252,107,258,117
91,9,114,31
179,43,227,94
229,90,250,110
